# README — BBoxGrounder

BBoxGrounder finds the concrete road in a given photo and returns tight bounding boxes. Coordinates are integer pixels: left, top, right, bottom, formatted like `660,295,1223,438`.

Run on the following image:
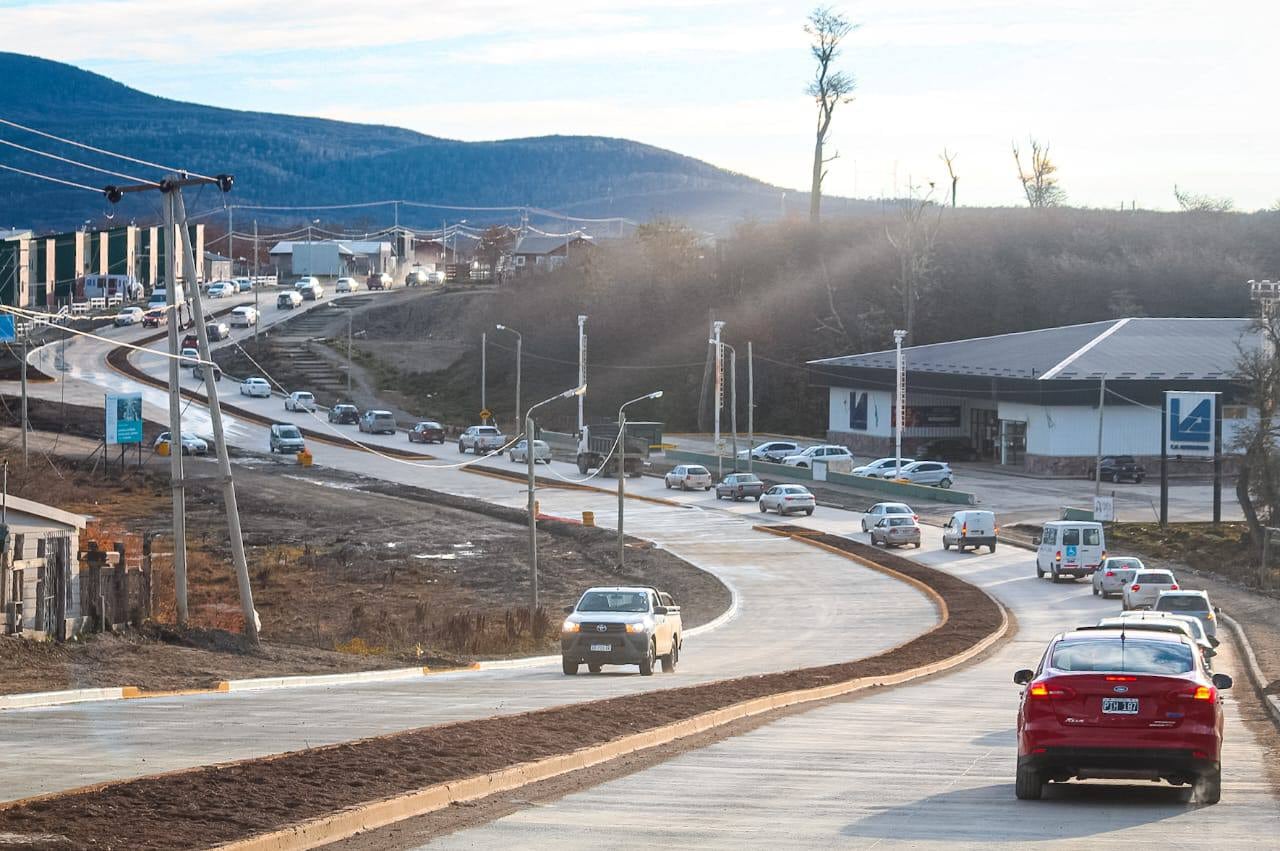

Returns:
425,532,1280,849
0,315,938,802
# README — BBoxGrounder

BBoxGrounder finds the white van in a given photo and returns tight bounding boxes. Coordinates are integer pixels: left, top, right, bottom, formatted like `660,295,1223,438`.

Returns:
941,510,998,553
1034,520,1106,582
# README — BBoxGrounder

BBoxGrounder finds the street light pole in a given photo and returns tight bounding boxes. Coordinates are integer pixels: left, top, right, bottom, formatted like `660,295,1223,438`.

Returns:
495,324,522,427
526,384,587,611
747,341,754,474
712,320,725,478
719,342,738,472
894,329,907,479
618,391,664,569
577,314,587,434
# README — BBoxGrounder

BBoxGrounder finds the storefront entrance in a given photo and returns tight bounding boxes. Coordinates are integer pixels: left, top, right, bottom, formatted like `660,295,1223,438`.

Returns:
970,408,999,460
999,420,1027,466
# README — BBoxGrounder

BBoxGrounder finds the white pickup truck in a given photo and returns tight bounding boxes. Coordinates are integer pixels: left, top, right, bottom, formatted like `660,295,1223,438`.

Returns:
560,586,682,676
458,425,505,455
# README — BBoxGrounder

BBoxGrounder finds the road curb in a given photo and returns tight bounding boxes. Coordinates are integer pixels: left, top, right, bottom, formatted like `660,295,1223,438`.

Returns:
1220,612,1280,729
0,687,126,711
215,585,1009,850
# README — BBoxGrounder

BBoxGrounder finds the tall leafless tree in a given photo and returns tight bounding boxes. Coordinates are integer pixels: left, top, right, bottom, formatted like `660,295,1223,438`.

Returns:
806,7,857,223
1173,184,1235,212
940,149,959,208
886,186,943,340
1012,137,1066,207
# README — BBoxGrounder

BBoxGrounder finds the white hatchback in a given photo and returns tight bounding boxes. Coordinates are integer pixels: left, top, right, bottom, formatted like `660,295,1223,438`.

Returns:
336,277,359,293
229,306,258,327
240,376,271,398
284,391,316,412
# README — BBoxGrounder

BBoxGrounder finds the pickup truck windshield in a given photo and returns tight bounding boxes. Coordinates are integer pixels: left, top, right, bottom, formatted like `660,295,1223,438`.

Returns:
577,591,650,613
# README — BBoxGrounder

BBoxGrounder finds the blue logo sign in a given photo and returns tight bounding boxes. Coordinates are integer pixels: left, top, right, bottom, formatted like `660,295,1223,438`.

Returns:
0,315,13,343
1065,545,1078,558
1166,392,1215,457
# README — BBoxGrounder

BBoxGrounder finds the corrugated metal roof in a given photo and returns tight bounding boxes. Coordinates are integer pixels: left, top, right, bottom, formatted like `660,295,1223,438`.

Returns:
513,234,592,255
810,318,1259,382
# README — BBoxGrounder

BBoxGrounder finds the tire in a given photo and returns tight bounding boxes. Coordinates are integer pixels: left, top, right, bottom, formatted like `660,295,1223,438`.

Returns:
1092,585,1100,596
587,663,602,674
990,544,997,553
759,502,768,513
1051,568,1061,583
939,478,953,489
639,641,656,676
664,480,671,489
458,442,465,453
1036,562,1045,579
1196,768,1222,804
943,540,951,551
797,462,808,469
715,492,722,500
1015,764,1043,800
661,638,679,673
704,486,711,491
861,520,868,533
914,542,921,548
804,508,814,516
1112,472,1121,484
580,459,591,475
561,657,578,676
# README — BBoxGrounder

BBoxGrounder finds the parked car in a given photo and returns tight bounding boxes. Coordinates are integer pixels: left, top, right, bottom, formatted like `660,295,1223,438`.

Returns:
205,321,230,341
192,362,222,382
239,376,271,398
367,272,393,291
914,437,978,462
715,472,765,501
736,441,799,463
284,391,316,412
780,445,854,468
114,306,144,326
853,456,916,477
1109,612,1217,663
328,403,360,425
458,425,505,454
205,280,236,299
141,307,167,328
1034,520,1107,581
860,502,916,533
560,586,681,676
277,290,303,309
1013,628,1231,803
1154,590,1218,642
1091,556,1144,598
664,464,713,491
510,439,552,464
229,306,258,327
295,278,324,300
359,410,397,434
233,277,253,292
1089,455,1146,484
154,431,208,456
941,509,998,552
335,277,360,293
1122,569,1180,610
870,515,922,548
269,422,306,454
407,421,444,443
759,484,816,516
894,460,954,488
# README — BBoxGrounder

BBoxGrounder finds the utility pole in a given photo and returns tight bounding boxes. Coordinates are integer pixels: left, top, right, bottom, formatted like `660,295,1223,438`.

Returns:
174,189,259,645
162,191,188,626
347,312,353,396
730,346,738,471
577,314,587,434
712,320,725,478
227,205,233,279
618,391,663,569
495,324,522,428
747,341,754,474
19,329,27,468
894,329,907,479
252,220,259,341
480,331,487,419
526,385,586,610
1094,376,1106,496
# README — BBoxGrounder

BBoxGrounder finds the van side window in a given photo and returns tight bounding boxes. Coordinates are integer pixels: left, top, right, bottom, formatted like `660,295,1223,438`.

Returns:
1082,528,1101,546
1062,528,1080,546
1042,528,1057,546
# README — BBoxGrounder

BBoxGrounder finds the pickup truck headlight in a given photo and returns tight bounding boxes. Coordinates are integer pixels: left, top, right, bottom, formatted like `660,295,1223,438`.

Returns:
625,622,650,634
562,620,580,633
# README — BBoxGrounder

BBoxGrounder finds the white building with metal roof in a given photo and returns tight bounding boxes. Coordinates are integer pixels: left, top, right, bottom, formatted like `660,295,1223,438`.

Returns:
809,318,1261,474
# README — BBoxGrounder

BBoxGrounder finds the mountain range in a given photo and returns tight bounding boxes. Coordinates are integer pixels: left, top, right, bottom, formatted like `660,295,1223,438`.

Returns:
0,52,850,233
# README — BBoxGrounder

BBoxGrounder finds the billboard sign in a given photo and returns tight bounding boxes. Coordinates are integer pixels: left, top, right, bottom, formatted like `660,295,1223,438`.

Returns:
106,392,143,445
1093,495,1115,522
1165,391,1216,457
0,314,13,343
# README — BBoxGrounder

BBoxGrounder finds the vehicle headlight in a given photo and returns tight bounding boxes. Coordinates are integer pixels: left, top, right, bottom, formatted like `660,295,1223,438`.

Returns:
625,621,650,634
562,620,580,633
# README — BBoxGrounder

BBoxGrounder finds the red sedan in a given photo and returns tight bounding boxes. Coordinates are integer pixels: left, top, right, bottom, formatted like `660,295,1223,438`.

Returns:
408,421,445,444
1014,627,1232,803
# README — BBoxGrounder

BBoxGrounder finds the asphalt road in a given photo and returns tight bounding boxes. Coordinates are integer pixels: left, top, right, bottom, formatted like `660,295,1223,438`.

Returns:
423,531,1280,850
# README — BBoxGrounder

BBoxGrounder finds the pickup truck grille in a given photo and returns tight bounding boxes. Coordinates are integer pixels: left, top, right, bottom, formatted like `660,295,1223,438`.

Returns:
579,622,626,633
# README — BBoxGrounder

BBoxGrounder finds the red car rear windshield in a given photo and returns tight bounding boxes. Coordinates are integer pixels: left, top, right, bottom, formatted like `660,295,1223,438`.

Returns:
1051,639,1193,674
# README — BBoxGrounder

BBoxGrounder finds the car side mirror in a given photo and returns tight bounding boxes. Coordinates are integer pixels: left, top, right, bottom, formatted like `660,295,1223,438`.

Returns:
1032,537,1042,546
1013,669,1034,686
563,605,574,615
1204,647,1217,658
1209,636,1221,648
653,606,668,615
1211,673,1233,690
1214,606,1221,615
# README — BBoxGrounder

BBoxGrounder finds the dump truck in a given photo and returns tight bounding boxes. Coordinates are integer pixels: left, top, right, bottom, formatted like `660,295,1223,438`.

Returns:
576,422,661,477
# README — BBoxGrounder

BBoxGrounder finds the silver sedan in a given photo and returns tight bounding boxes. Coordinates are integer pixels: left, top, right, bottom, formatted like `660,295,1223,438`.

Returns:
509,439,552,464
1091,556,1143,598
759,484,815,516
869,516,922,548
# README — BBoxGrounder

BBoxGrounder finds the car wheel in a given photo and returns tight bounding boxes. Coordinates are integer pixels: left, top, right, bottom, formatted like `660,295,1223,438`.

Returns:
715,492,722,500
639,641,656,676
805,508,814,516
664,480,671,489
759,502,767,513
1051,567,1061,583
914,542,921,548
458,442,465,453
561,657,579,676
1092,585,1099,596
1112,472,1121,484
1196,768,1222,804
939,478,953,489
1015,764,1043,800
797,462,808,469
587,663,602,674
943,540,950,551
990,544,997,553
661,638,679,673
1035,562,1044,579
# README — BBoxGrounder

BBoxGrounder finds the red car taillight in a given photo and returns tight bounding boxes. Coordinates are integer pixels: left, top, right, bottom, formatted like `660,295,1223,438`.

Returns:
1105,571,1115,577
1028,682,1076,700
1170,584,1179,590
961,523,968,536
1130,584,1141,592
1170,685,1215,703
1055,550,1062,561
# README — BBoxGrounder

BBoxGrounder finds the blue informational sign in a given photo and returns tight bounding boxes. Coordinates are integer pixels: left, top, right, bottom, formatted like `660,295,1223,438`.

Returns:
1165,391,1216,458
105,393,143,445
0,314,14,343
1065,545,1078,559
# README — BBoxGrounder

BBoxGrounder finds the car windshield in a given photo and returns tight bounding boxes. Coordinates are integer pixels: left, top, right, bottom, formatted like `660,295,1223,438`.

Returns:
276,427,301,439
576,591,650,613
1156,595,1208,612
1052,638,1194,674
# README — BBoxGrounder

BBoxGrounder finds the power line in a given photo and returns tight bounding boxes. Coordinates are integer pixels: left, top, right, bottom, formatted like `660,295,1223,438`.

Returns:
0,161,100,193
0,116,216,181
0,137,159,186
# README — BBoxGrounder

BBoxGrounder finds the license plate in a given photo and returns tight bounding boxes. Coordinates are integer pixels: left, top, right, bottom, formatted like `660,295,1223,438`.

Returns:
1102,697,1139,714
590,643,612,652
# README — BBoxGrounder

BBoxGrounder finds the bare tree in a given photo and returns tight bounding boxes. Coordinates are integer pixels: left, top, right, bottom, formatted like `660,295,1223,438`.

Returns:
940,149,959,208
805,7,857,222
1012,138,1066,207
886,186,943,340
1173,184,1235,213
1233,315,1280,580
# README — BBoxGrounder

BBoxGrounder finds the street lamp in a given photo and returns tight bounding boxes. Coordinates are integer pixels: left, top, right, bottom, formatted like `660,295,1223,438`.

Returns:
711,340,738,472
618,390,663,568
893,329,907,479
711,321,725,478
525,383,587,611
495,323,522,428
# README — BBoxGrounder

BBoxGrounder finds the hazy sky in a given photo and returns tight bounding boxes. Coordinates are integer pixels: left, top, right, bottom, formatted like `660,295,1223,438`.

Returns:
4,0,1277,210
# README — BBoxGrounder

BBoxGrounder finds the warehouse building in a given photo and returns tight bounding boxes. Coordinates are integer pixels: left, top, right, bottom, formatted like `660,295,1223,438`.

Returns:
268,239,393,279
809,317,1260,475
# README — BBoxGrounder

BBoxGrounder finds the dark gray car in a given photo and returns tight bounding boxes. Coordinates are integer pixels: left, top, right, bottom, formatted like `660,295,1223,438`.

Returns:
716,472,764,501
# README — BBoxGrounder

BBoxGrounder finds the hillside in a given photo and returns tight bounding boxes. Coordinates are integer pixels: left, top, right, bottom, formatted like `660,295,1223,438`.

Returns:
0,53,817,231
